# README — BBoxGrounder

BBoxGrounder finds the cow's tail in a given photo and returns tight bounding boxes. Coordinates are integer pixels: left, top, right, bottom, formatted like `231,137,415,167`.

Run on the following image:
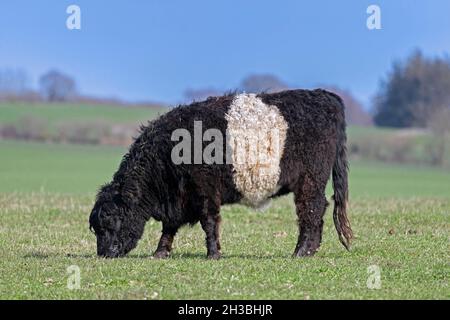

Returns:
331,93,353,250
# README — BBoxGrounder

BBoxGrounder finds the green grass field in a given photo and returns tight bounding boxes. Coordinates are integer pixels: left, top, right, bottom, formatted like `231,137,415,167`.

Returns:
0,140,449,299
0,102,166,125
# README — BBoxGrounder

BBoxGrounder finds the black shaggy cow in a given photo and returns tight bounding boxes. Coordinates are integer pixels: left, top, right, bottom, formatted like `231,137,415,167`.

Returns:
89,89,352,259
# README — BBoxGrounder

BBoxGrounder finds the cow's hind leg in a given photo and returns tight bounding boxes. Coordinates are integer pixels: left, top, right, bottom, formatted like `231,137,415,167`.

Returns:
153,225,178,259
293,176,328,257
199,198,222,259
215,215,222,254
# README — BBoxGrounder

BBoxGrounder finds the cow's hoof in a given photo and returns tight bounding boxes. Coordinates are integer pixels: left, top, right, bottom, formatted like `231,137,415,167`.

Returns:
293,246,318,258
207,252,221,260
153,250,170,259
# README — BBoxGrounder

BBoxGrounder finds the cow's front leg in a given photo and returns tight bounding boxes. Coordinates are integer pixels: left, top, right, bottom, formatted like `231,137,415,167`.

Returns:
200,214,222,259
199,197,222,259
153,225,178,259
293,178,328,257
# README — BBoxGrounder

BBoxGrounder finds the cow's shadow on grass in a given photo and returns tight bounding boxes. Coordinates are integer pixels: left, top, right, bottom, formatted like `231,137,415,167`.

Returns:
24,251,95,259
23,251,290,260
125,251,295,260
23,251,58,259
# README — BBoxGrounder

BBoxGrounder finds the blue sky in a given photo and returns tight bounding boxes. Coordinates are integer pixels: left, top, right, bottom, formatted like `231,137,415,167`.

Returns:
1,0,449,107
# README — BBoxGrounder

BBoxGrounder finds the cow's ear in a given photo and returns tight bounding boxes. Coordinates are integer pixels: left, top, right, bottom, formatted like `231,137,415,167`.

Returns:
121,178,141,206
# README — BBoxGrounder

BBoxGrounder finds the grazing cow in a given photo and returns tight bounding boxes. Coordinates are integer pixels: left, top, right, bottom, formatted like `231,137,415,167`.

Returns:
89,89,352,259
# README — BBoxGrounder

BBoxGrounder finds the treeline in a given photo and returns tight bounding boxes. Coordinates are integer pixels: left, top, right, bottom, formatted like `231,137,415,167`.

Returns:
374,51,450,128
2,50,450,129
184,51,450,167
1,50,449,166
0,68,372,126
0,69,76,103
0,69,160,107
185,50,450,132
184,74,372,127
373,51,450,166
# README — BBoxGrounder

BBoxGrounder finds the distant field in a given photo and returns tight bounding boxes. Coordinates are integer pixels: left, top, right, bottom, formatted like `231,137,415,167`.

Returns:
2,102,448,167
0,140,125,193
0,140,449,198
0,102,167,125
0,140,449,299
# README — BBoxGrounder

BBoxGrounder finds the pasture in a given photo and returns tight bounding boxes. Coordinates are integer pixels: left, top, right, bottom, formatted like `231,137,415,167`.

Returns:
0,102,165,126
0,140,448,299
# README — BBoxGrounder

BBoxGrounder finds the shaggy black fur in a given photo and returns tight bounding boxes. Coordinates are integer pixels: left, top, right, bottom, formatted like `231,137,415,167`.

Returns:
89,89,352,259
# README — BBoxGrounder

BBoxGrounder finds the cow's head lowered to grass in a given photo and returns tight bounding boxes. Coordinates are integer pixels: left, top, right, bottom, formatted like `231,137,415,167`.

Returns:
89,182,146,258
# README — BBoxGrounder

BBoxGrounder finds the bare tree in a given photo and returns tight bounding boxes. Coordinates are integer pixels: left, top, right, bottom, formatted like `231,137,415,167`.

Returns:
184,88,223,102
0,68,29,100
39,70,77,102
240,74,288,93
325,87,373,126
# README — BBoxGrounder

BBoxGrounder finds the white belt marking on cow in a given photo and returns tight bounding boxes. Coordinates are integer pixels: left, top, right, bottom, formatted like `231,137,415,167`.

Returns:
225,93,288,208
